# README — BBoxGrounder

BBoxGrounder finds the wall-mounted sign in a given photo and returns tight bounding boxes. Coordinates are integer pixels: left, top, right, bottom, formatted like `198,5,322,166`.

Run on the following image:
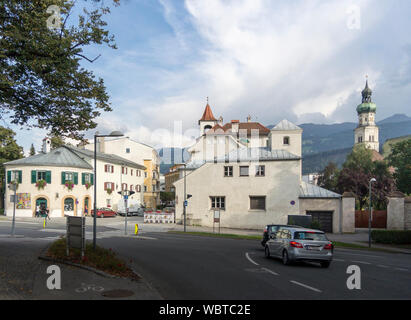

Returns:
290,200,296,206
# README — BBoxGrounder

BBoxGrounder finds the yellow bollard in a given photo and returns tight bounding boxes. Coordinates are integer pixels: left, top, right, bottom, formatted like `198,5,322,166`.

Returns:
135,224,138,235
43,218,46,228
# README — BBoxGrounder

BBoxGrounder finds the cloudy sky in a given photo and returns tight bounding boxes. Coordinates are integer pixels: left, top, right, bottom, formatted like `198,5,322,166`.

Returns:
7,0,411,153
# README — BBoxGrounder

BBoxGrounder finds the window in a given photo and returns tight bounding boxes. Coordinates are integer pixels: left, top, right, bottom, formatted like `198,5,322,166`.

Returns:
358,136,363,143
104,182,114,190
37,171,47,181
131,169,133,176
7,170,22,183
283,136,290,145
64,198,74,211
137,170,141,177
211,196,225,210
250,196,266,210
256,165,265,177
104,164,114,173
126,148,131,153
136,185,141,192
130,185,134,192
144,186,147,192
224,166,233,177
145,172,148,178
106,199,111,207
84,174,91,184
121,183,128,191
239,166,249,176
121,167,128,175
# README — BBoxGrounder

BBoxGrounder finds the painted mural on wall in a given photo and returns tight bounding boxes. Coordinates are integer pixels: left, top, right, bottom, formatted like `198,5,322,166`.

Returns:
16,193,31,209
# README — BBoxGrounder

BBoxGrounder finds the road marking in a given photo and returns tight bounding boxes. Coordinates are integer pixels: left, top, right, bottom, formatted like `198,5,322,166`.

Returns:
377,265,389,268
245,252,259,266
351,260,371,265
290,280,322,293
394,267,408,272
261,267,279,276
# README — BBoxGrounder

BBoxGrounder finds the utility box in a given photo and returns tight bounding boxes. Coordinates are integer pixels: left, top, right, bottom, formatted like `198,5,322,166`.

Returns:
66,216,85,257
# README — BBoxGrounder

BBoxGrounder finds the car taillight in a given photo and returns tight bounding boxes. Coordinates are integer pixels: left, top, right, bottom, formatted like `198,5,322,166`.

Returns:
290,241,303,248
324,243,333,250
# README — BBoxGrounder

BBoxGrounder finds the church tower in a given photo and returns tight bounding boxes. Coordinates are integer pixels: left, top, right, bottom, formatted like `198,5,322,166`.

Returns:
198,101,218,135
354,79,379,152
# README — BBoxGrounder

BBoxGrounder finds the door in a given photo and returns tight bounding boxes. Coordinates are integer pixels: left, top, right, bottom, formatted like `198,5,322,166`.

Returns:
64,197,75,216
306,211,333,233
35,198,47,216
84,197,90,216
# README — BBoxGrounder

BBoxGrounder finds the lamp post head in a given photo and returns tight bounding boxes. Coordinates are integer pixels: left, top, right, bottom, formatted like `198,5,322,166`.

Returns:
109,131,124,137
370,178,377,183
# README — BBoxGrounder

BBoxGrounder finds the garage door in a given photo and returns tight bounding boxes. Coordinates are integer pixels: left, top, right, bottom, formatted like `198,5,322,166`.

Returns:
306,211,333,233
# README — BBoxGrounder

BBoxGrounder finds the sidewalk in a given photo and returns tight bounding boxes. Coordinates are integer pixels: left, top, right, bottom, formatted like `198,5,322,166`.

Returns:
33,259,162,300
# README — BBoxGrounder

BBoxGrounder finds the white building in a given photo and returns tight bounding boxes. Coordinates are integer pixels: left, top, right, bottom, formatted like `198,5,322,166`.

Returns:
4,140,145,217
84,137,160,208
174,104,355,233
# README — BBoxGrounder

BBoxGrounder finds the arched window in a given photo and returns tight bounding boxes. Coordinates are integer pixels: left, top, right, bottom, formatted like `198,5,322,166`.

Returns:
204,125,212,133
283,136,290,145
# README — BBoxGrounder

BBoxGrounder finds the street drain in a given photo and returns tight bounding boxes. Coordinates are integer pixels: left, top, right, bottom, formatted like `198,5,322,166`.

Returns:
101,289,134,298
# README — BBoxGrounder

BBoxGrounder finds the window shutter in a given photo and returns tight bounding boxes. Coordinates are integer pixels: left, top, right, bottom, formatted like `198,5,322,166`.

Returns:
104,165,107,172
7,171,11,183
111,182,114,190
90,174,94,185
46,171,51,184
82,173,85,185
17,171,22,183
31,170,37,184
61,172,66,184
74,173,78,185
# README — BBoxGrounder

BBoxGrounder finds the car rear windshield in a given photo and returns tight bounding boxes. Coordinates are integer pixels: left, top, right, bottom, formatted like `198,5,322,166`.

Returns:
294,232,327,241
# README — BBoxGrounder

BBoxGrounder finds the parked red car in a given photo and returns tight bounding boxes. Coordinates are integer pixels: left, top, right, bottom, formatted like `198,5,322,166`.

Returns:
91,207,117,218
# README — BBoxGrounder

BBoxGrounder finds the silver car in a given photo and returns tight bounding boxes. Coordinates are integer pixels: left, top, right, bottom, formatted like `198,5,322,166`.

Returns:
264,227,333,268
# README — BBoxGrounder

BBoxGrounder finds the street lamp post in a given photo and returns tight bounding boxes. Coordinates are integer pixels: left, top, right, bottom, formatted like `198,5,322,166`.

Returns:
368,178,377,248
93,131,124,250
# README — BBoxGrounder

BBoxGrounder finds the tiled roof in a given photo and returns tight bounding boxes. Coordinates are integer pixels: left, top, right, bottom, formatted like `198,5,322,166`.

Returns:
65,146,146,170
199,104,217,122
4,147,93,169
221,122,270,136
299,181,341,198
272,119,302,131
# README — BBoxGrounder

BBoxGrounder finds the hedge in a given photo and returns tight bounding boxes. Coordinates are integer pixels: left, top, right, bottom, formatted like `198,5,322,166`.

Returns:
371,230,411,244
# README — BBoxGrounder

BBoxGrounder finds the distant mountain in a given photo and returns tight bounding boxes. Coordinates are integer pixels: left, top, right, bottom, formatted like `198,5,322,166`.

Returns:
377,113,411,125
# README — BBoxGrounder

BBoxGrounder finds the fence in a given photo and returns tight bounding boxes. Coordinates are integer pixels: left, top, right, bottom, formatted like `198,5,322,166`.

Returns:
355,210,387,228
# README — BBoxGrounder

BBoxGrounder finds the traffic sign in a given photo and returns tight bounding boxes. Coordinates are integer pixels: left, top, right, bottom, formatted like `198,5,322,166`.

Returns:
184,200,188,207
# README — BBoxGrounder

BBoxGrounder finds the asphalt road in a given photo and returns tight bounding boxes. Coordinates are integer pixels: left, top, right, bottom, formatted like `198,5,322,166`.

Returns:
1,217,410,300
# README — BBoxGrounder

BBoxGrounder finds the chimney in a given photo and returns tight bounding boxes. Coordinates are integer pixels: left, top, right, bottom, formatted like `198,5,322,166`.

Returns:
42,137,51,153
231,120,239,133
97,136,105,153
247,115,252,123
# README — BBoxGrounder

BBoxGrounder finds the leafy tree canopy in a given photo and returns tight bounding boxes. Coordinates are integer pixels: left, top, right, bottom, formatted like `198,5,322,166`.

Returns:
317,162,339,192
388,138,411,195
29,143,36,156
0,0,120,140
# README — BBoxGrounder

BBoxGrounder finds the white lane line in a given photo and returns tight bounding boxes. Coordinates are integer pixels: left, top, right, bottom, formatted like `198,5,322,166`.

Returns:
352,260,371,265
245,252,259,266
261,267,279,276
377,265,389,268
394,267,409,272
290,280,322,293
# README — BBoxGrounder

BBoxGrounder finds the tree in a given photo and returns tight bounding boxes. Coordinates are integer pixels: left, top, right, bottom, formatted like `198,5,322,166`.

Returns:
0,126,24,210
0,0,120,139
50,134,65,149
388,138,411,195
29,143,36,156
317,162,339,192
337,145,395,210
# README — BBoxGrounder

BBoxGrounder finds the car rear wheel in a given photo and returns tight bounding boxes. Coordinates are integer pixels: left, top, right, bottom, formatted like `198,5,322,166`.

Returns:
282,250,290,265
264,246,271,258
320,261,331,268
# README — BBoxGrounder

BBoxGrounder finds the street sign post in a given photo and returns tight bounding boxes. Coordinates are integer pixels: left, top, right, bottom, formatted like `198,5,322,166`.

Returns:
118,190,135,235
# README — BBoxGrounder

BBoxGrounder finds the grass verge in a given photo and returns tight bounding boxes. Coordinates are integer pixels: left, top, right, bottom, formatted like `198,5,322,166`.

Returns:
168,231,261,240
332,241,401,253
46,237,139,280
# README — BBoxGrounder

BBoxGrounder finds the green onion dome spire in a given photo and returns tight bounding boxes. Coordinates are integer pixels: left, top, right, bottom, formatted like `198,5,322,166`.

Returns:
357,79,377,114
